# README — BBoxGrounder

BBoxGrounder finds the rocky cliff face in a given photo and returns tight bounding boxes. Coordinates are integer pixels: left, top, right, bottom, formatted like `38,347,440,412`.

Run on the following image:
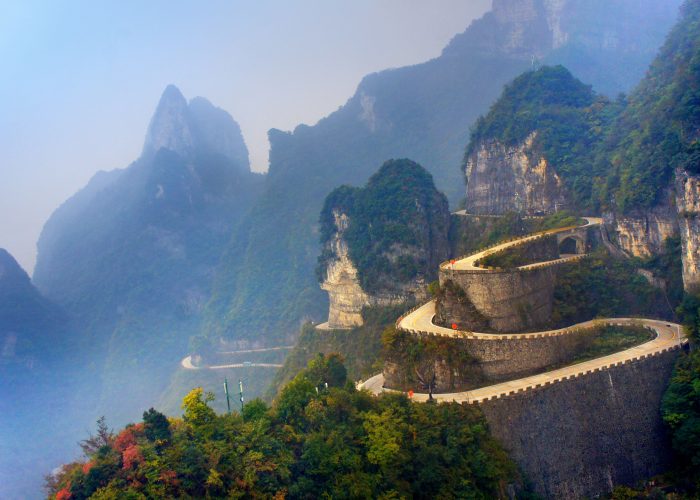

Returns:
465,132,569,215
675,168,700,290
604,190,679,258
604,173,700,293
317,160,449,329
320,211,411,329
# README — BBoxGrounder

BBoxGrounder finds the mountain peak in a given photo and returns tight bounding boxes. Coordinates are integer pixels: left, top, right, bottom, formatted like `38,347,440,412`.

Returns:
161,83,186,102
142,84,194,158
141,86,249,171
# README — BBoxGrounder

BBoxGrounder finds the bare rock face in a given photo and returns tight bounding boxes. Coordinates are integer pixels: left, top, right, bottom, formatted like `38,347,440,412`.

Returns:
465,132,568,215
320,211,420,329
675,168,700,290
605,190,678,258
604,174,700,293
143,85,195,158
320,211,371,328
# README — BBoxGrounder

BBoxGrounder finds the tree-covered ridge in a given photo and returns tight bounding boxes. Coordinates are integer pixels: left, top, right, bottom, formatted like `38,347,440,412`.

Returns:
465,65,620,211
318,159,449,294
601,0,700,213
47,355,520,499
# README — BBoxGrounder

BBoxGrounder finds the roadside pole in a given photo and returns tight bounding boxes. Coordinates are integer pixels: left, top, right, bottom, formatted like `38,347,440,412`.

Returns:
223,378,231,414
239,379,244,411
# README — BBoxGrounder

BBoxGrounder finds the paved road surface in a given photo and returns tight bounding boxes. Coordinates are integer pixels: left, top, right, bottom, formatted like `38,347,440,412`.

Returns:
358,216,686,403
219,346,294,354
181,356,283,370
359,318,684,403
446,216,602,271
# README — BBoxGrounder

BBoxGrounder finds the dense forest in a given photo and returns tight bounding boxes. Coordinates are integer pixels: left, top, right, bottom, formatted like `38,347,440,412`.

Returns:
602,0,700,213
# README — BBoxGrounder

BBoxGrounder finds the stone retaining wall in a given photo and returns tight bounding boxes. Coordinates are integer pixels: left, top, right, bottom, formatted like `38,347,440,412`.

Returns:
479,347,681,499
438,265,557,331
383,323,653,392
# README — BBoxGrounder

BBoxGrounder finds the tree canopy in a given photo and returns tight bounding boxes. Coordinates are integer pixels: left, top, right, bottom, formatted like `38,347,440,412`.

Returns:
47,355,520,499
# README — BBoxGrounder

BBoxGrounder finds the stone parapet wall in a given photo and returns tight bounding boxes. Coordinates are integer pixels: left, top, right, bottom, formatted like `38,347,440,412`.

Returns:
383,322,654,393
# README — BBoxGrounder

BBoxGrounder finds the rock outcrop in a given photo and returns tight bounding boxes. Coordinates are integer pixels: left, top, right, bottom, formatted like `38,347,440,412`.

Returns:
675,168,700,290
604,190,679,258
465,133,569,215
318,159,450,329
320,211,414,329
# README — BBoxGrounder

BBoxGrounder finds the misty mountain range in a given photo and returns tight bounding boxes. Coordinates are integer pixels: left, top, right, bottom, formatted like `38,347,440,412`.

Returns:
0,0,686,497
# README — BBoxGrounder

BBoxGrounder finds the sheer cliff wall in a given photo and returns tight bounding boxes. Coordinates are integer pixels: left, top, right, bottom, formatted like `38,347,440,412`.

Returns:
465,133,569,215
479,348,680,499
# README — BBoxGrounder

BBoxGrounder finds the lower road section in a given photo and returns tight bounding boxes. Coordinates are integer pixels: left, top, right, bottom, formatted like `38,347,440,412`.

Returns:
181,356,283,370
359,317,685,403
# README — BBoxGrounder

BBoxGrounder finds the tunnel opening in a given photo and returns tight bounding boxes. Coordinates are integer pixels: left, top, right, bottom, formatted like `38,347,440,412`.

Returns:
559,236,580,255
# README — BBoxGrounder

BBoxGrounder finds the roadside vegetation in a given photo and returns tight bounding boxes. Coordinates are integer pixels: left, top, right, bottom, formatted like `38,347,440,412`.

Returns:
47,355,524,500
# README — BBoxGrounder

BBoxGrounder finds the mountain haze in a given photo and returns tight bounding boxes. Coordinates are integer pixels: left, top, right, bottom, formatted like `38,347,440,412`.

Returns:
0,249,82,499
203,0,682,345
33,86,264,423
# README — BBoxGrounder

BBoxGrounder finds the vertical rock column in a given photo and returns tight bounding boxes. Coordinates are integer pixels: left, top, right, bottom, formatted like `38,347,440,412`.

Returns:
676,168,700,290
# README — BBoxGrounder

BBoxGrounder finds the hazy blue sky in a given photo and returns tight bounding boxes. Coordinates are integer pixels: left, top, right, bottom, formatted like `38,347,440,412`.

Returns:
0,0,491,273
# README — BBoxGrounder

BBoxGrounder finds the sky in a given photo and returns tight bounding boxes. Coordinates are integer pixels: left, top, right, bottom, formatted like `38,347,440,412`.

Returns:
0,0,491,274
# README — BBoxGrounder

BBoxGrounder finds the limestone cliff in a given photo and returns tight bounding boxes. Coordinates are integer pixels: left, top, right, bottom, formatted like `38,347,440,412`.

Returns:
318,159,450,329
675,168,700,290
320,211,417,329
604,190,679,258
465,132,569,215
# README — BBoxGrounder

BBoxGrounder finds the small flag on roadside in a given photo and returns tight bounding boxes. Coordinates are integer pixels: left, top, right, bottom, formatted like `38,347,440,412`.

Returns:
408,390,414,398
451,323,458,330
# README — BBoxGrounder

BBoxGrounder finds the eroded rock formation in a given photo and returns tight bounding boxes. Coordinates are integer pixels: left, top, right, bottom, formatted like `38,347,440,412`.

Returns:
465,133,569,215
604,190,678,258
675,168,700,290
320,211,371,328
320,210,424,329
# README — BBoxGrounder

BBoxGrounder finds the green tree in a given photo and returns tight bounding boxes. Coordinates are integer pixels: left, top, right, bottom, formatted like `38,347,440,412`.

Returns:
181,388,216,429
142,407,171,442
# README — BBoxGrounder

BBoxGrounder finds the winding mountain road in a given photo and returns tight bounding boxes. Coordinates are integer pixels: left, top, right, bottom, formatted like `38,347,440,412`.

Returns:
181,356,283,370
359,216,688,402
445,216,602,271
360,317,684,403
